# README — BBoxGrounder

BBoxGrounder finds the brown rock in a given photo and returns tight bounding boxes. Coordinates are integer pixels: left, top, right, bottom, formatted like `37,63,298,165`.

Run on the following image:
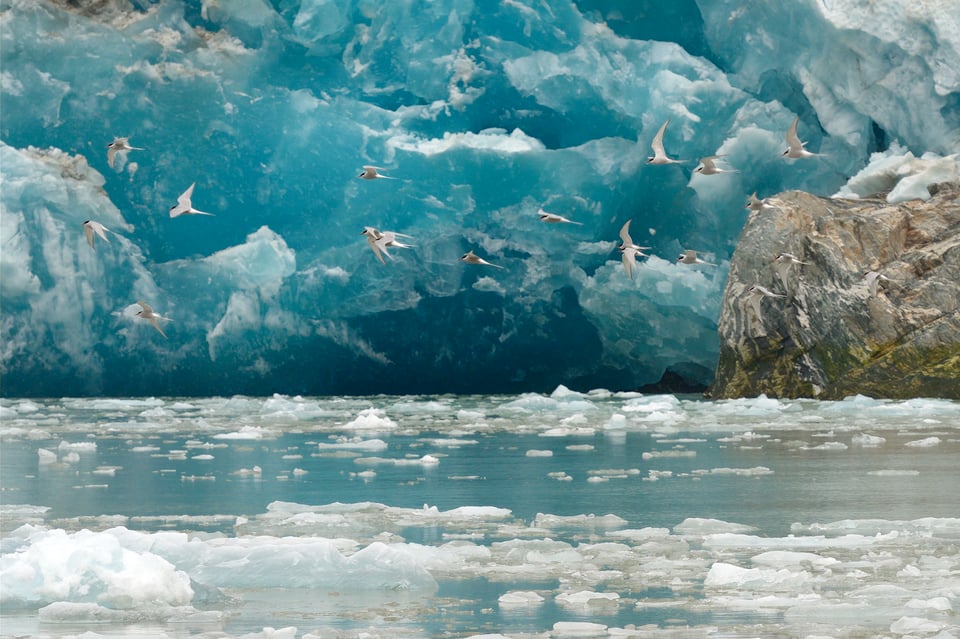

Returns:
709,183,960,399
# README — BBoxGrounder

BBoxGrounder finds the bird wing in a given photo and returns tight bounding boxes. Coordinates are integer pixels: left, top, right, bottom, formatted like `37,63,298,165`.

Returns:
366,234,387,264
178,183,196,207
785,118,802,149
150,318,168,338
107,146,117,168
651,119,669,156
684,250,698,260
619,220,633,246
621,249,635,280
84,224,95,248
137,300,155,315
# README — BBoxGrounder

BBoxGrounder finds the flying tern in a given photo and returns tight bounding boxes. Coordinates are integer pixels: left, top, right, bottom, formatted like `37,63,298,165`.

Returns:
782,117,822,159
106,137,143,168
694,155,738,175
647,119,685,165
538,208,582,225
773,252,808,286
618,219,651,251
361,226,414,264
460,250,503,268
135,301,169,338
745,192,780,213
620,246,646,280
746,284,785,322
863,271,894,298
358,166,396,180
169,183,214,218
677,249,713,266
83,220,110,250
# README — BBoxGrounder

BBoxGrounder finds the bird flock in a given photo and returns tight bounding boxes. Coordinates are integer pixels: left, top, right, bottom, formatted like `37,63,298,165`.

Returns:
84,116,881,341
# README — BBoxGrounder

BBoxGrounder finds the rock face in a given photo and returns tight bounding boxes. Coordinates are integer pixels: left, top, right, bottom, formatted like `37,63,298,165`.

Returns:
710,183,960,400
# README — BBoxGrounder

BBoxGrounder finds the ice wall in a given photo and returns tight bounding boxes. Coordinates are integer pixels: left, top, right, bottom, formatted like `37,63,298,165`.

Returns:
1,0,957,396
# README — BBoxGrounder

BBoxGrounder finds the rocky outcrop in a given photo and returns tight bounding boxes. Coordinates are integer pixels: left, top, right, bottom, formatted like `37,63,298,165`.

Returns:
709,183,960,400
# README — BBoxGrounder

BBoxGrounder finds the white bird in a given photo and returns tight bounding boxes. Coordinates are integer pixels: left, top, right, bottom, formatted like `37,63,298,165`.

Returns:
677,249,713,266
620,246,646,280
361,226,415,264
647,119,685,165
618,219,651,252
782,117,822,159
377,230,414,252
773,252,808,287
694,155,738,175
135,301,169,338
746,284,785,322
358,166,396,180
460,250,503,268
106,137,143,168
361,227,388,264
863,270,894,298
745,192,780,213
774,252,807,267
538,208,582,225
169,183,214,218
82,220,110,250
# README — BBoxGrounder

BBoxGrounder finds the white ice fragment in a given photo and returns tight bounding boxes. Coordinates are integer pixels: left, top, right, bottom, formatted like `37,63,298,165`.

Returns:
552,621,608,637
852,433,886,447
556,590,620,607
867,469,920,476
834,145,959,203
498,590,545,606
889,616,945,635
213,426,278,440
526,449,553,457
344,408,397,430
58,441,96,452
37,448,56,464
674,518,757,535
318,438,389,451
905,437,941,448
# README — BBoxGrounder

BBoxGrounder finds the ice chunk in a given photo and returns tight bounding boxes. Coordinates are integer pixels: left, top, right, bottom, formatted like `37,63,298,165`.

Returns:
834,145,959,203
498,590,545,606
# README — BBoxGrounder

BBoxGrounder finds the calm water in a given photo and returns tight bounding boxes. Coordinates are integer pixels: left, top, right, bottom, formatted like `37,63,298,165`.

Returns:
2,391,959,638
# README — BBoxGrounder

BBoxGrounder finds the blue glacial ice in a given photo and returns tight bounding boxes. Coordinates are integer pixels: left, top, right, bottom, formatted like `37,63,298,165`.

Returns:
2,0,959,395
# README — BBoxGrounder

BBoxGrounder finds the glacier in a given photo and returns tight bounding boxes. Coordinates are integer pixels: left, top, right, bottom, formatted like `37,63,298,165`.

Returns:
1,0,958,396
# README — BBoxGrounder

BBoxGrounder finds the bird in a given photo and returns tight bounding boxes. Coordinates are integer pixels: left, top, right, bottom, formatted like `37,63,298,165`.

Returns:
169,183,214,218
82,220,110,250
773,252,808,286
106,137,143,169
620,246,645,280
647,119,685,165
618,219,651,252
358,166,396,180
361,227,388,264
782,117,822,159
538,208,582,225
361,227,414,264
746,284,785,323
677,249,713,266
863,271,894,298
377,230,414,252
460,250,503,268
694,155,738,175
135,301,169,338
745,192,780,213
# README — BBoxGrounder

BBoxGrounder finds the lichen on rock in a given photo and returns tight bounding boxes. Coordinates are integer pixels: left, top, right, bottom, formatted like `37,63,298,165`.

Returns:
710,182,960,400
